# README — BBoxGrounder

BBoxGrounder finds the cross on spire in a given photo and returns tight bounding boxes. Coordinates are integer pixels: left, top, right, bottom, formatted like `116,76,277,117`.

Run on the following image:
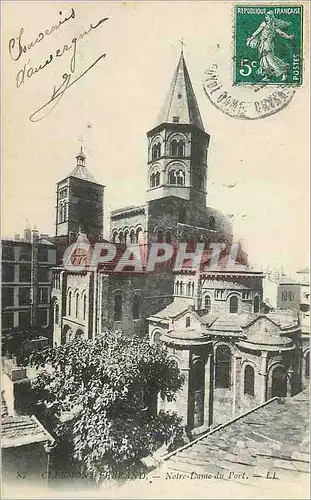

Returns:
78,135,84,154
76,135,86,165
179,38,186,54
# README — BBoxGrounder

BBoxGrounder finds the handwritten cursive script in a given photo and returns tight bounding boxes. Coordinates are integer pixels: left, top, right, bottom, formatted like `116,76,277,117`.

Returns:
8,11,109,122
8,8,76,62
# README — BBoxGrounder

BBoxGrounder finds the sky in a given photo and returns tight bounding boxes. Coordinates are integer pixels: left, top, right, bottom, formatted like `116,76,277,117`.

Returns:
2,1,309,277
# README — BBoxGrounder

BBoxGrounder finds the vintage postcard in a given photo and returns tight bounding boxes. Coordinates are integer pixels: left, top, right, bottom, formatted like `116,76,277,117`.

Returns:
1,1,310,499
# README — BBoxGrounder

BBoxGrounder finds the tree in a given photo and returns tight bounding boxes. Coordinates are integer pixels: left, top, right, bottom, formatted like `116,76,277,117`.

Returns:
30,331,185,481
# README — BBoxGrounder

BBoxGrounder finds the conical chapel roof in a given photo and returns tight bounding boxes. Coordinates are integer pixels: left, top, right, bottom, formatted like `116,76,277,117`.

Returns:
155,52,205,130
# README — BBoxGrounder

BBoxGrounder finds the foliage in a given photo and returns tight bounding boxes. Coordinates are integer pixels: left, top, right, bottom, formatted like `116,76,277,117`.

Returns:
30,331,185,481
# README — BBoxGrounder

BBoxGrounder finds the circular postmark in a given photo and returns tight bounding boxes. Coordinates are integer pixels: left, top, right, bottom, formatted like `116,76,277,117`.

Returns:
203,60,296,120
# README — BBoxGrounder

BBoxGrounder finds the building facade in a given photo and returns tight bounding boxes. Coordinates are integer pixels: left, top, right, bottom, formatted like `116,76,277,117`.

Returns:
50,50,306,434
52,52,233,343
2,229,56,335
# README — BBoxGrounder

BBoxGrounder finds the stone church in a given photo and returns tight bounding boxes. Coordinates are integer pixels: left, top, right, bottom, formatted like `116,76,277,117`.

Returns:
51,51,305,433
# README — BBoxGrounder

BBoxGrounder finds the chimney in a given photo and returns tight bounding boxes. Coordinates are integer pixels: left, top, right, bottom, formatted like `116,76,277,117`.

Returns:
14,234,20,241
24,227,31,241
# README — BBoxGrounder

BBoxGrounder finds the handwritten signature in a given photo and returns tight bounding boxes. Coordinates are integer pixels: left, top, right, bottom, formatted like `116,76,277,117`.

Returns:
8,11,109,122
29,54,106,122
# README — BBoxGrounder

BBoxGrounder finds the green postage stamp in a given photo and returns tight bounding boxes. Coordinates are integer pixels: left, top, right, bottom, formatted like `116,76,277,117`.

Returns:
234,5,303,85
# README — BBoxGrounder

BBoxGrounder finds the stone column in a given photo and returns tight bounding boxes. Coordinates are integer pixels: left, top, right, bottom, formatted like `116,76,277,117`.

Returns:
286,367,293,397
204,351,214,427
232,353,242,417
259,352,268,403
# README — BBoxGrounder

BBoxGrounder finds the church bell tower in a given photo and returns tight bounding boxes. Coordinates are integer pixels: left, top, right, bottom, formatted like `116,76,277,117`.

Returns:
146,51,210,208
55,146,105,244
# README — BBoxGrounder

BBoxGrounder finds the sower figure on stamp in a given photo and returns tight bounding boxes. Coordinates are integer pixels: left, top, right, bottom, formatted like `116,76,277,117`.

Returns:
246,10,294,82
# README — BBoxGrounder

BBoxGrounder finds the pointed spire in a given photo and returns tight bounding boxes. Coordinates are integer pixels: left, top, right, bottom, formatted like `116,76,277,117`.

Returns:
156,52,204,130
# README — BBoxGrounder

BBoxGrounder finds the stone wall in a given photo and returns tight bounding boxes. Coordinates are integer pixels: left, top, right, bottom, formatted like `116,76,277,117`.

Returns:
68,178,104,242
110,206,147,242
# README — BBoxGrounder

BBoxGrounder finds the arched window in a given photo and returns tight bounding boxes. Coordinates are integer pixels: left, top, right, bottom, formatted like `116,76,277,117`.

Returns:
136,228,143,244
215,345,231,389
68,291,72,316
171,139,178,156
63,203,67,221
130,230,135,244
119,232,124,244
59,203,64,223
157,230,163,243
178,207,186,223
170,139,185,157
204,295,211,313
244,365,255,396
175,281,180,295
152,143,161,160
152,331,162,345
229,296,239,313
209,216,216,230
169,170,176,184
75,293,79,318
132,295,140,320
112,232,118,243
180,231,189,244
83,295,87,320
55,303,59,324
165,231,172,244
150,173,155,187
76,329,84,339
177,141,185,157
254,296,260,313
191,360,205,428
61,325,71,345
305,352,310,379
155,171,160,186
176,170,185,186
114,294,122,321
271,366,287,397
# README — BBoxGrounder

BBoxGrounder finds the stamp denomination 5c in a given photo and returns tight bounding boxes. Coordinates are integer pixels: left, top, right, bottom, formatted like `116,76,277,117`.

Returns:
234,5,303,85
